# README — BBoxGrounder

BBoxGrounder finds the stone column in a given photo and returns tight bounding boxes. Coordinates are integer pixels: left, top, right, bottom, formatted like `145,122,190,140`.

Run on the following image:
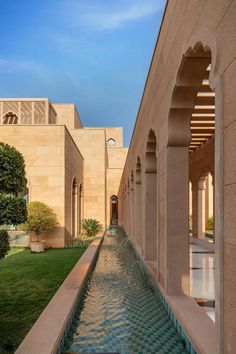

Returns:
205,176,210,230
198,177,206,240
144,172,157,261
166,146,189,295
126,190,130,235
130,185,135,240
135,180,141,254
192,182,199,238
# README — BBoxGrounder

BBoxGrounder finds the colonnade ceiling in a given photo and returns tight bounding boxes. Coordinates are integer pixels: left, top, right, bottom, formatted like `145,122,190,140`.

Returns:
189,64,215,154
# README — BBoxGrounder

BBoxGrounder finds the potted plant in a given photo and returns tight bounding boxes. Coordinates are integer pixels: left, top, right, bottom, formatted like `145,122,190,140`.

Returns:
81,218,102,237
20,201,57,252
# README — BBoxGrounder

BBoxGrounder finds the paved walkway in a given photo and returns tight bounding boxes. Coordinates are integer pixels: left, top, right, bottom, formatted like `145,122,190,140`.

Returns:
190,243,215,322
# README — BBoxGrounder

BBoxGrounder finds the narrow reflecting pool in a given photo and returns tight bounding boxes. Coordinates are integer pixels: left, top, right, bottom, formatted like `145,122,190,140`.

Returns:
63,231,188,354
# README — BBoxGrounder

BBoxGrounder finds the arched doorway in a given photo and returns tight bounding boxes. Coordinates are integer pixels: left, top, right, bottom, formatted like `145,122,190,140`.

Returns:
110,195,118,225
144,130,157,261
71,178,78,238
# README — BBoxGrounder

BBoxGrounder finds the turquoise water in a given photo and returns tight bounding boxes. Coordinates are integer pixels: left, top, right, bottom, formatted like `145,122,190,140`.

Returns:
63,231,188,354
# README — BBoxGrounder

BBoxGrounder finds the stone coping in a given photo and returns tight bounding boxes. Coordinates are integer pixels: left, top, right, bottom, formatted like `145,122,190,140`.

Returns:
15,232,104,354
145,260,216,354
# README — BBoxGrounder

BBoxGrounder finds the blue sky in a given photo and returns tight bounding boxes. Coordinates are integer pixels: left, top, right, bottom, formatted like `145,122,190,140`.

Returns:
0,0,165,146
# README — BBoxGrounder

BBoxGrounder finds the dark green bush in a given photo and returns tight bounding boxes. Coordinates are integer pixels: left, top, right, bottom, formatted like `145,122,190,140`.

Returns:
0,195,27,226
0,143,27,258
0,230,10,260
0,142,27,194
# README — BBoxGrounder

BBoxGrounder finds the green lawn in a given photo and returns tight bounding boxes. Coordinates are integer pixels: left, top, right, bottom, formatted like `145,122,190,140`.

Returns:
0,247,87,354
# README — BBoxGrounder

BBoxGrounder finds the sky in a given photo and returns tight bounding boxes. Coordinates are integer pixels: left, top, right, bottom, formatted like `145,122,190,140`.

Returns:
0,0,165,146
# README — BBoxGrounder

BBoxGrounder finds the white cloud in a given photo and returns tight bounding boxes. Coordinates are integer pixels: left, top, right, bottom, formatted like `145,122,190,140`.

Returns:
64,0,164,31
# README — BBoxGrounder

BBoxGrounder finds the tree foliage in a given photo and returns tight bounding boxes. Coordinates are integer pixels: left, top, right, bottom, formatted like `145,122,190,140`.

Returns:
0,195,27,225
81,218,103,237
0,142,28,259
20,201,57,239
0,230,10,260
0,142,27,194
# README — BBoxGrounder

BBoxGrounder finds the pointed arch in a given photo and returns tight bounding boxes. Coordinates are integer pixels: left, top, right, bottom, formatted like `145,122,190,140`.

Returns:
144,130,158,261
3,111,19,124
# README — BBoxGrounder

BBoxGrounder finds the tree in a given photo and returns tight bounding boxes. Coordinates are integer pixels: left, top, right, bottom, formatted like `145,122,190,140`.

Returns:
20,201,57,241
0,142,27,194
0,143,27,260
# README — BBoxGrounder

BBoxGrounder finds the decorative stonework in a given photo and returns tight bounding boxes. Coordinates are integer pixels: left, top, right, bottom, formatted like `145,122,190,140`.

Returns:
0,99,57,125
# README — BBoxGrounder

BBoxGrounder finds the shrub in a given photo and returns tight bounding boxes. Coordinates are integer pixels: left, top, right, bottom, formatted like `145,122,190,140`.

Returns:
208,216,214,230
20,201,57,241
0,230,10,260
0,142,27,194
81,219,102,237
66,236,93,249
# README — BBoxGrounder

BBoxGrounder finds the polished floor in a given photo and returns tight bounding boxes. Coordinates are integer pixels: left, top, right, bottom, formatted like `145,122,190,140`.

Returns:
190,243,215,321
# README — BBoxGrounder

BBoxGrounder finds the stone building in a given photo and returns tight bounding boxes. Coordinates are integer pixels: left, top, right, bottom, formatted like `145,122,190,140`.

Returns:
118,1,236,353
1,0,236,352
0,98,127,247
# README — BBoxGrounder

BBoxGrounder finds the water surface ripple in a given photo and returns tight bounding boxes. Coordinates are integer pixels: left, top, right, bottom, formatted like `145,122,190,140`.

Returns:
63,232,187,354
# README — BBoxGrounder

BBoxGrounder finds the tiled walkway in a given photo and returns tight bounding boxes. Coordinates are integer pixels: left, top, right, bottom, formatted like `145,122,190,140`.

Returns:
190,243,215,322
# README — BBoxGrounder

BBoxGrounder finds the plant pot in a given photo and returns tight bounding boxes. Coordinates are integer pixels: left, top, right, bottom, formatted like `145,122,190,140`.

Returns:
30,240,45,253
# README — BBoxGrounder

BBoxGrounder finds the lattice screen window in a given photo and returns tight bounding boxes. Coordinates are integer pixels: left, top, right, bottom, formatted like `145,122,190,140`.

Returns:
34,101,46,124
3,102,19,116
21,102,32,124
3,112,18,124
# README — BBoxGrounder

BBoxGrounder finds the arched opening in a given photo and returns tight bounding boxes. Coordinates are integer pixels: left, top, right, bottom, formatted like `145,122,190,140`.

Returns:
3,112,19,124
129,171,135,238
110,195,118,225
167,43,217,322
79,184,83,234
71,178,78,238
189,181,193,234
144,130,157,261
192,172,214,243
204,173,214,243
106,138,116,148
126,180,130,234
135,157,142,254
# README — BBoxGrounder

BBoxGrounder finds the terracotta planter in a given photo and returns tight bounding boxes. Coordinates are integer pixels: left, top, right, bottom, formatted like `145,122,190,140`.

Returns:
30,241,45,253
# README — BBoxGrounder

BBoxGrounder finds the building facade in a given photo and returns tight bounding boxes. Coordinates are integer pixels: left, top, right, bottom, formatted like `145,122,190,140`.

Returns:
118,1,236,353
0,98,127,247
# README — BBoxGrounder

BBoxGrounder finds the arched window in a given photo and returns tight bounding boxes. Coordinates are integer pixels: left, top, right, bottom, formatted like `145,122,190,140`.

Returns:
106,138,116,148
3,112,19,124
